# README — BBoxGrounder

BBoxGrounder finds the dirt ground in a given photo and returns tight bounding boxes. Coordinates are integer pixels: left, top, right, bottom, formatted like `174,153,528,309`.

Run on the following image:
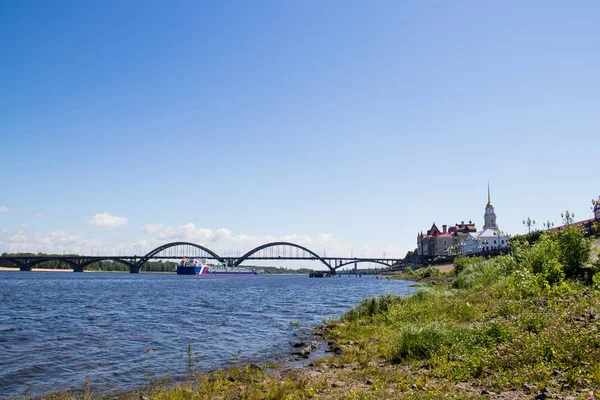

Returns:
432,262,454,273
0,266,74,272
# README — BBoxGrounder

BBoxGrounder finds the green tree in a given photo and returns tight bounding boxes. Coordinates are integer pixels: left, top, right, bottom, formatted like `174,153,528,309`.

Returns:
404,249,417,260
556,225,591,278
527,233,561,275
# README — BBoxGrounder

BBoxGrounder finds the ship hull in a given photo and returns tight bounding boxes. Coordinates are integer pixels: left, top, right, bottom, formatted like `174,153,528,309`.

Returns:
205,271,257,276
176,265,256,276
177,265,202,275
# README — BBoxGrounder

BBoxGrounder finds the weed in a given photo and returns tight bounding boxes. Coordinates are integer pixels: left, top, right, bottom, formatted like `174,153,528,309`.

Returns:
387,322,454,362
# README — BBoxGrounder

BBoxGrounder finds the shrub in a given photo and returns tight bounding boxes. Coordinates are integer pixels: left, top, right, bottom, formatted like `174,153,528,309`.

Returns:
510,236,531,266
511,228,585,285
452,256,483,276
592,272,600,291
454,256,516,290
510,230,542,247
556,226,592,277
543,258,565,285
527,233,561,275
414,267,443,279
506,267,548,299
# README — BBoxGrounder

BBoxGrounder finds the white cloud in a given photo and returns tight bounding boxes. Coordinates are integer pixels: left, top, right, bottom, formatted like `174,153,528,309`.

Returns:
0,222,404,269
2,227,109,255
0,206,7,214
131,239,152,252
50,230,81,244
87,213,128,230
215,228,232,240
155,222,213,243
10,233,27,243
143,224,163,234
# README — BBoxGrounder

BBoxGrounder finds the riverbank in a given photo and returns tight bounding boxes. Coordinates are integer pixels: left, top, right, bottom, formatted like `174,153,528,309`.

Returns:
116,229,597,399
46,288,600,400
0,267,130,272
38,229,600,399
103,276,597,399
0,266,74,272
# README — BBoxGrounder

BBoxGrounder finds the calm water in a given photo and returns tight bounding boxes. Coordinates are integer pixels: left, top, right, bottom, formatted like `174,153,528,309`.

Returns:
0,272,415,397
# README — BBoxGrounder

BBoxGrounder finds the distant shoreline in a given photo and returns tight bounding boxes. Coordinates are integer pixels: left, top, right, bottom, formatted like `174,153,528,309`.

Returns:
0,267,128,273
0,266,73,272
0,267,309,275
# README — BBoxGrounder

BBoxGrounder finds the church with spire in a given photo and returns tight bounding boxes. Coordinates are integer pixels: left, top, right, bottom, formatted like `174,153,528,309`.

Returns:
461,185,510,255
483,183,498,230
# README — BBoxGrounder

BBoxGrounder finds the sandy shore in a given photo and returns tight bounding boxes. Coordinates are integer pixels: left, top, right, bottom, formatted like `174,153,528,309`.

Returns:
432,262,454,273
0,266,76,272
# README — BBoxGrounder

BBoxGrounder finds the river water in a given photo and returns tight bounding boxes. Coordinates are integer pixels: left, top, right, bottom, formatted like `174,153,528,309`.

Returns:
0,271,415,397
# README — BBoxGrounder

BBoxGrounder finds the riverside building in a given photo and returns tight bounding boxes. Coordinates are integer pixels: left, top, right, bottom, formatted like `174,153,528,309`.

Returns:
417,221,476,258
462,185,510,255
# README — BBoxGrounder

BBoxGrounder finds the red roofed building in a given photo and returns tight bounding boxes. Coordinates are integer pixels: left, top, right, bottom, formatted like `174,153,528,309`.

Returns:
417,221,476,257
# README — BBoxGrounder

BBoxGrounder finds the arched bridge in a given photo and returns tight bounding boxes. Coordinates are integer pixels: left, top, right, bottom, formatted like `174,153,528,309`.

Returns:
1,241,403,274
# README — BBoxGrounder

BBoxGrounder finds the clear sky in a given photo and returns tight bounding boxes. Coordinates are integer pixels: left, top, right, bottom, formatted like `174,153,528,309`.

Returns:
1,1,598,263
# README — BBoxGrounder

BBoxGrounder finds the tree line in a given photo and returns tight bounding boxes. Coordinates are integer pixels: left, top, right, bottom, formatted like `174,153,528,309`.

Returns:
0,252,311,274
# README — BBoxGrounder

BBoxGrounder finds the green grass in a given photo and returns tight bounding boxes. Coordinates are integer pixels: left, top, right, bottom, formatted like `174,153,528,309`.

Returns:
387,321,455,362
327,267,600,393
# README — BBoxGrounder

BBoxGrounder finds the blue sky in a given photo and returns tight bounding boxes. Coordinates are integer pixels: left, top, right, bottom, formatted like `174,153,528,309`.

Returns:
1,1,598,262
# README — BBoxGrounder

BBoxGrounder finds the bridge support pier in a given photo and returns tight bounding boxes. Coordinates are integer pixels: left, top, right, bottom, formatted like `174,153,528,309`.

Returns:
130,265,141,274
73,266,84,272
19,265,32,272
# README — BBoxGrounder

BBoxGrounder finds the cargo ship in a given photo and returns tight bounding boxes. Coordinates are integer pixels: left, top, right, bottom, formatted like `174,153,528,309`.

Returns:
177,258,257,276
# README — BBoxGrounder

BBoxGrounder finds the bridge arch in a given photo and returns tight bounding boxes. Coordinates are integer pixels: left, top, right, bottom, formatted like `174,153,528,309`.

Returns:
13,257,134,272
234,242,332,270
0,258,24,269
140,242,225,268
81,258,135,270
334,259,397,270
28,257,80,269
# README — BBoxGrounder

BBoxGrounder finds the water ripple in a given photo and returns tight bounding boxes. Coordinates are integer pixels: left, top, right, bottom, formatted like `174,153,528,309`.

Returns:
0,272,414,397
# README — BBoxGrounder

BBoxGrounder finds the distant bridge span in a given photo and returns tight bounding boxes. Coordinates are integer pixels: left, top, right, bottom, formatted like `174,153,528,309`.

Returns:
1,241,403,274
334,259,396,270
139,241,226,266
234,241,332,269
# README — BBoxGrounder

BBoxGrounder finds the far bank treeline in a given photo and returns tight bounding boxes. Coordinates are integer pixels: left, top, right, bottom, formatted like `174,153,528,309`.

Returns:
0,253,310,274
